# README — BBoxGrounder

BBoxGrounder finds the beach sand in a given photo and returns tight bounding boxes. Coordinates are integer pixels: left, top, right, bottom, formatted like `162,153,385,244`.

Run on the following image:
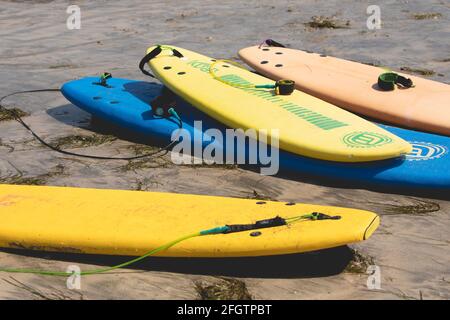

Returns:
0,0,449,299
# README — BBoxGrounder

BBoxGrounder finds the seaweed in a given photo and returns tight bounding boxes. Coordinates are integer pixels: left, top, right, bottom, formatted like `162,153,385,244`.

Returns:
245,189,277,201
400,66,435,76
119,155,172,172
48,63,76,69
0,107,28,122
51,134,117,149
181,162,239,170
305,16,350,29
412,13,442,20
0,164,65,186
381,198,440,216
344,249,375,274
127,144,161,156
195,277,252,300
134,177,163,190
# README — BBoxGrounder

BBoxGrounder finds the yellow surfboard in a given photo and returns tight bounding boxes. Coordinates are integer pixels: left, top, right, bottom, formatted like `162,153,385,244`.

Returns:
145,45,411,162
0,184,379,257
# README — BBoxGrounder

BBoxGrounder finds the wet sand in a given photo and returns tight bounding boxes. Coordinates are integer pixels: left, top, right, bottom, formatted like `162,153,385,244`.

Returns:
0,0,449,299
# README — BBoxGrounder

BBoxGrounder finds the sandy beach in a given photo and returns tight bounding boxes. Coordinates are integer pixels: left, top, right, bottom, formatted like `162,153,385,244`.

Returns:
0,0,449,300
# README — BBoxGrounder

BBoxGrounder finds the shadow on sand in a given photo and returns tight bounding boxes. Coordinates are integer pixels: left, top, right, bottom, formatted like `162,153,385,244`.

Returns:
0,246,353,279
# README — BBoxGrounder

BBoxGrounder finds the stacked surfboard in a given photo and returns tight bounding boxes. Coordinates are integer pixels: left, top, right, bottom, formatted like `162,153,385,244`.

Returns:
2,41,449,261
59,45,450,191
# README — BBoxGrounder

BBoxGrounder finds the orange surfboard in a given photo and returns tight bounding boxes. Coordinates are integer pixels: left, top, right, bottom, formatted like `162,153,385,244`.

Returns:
239,44,450,136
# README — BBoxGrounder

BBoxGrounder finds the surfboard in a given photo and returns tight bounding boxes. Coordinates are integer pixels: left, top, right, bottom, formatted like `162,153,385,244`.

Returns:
144,45,411,162
61,77,450,191
0,184,379,257
238,44,450,136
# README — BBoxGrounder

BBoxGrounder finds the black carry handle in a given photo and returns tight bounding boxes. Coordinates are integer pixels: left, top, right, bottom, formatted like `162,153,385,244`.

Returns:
139,46,162,78
139,45,184,78
224,216,287,234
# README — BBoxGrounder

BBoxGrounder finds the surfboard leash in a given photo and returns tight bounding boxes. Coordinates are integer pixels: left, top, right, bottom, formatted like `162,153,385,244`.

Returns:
0,213,340,277
208,59,295,95
0,84,183,161
138,44,295,96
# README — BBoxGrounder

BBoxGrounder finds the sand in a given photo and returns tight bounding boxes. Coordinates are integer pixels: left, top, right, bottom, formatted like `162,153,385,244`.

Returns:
0,0,449,300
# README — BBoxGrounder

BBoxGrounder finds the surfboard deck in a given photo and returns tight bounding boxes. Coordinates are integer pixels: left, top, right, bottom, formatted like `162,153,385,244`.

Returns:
238,45,450,136
61,77,450,190
145,45,411,162
0,184,379,257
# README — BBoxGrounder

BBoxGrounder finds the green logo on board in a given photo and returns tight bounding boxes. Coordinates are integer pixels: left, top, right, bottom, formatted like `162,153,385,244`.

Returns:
343,132,393,148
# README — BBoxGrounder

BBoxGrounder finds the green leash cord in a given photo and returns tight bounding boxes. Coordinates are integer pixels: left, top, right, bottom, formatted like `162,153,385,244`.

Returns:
0,213,338,277
0,226,229,277
208,59,295,95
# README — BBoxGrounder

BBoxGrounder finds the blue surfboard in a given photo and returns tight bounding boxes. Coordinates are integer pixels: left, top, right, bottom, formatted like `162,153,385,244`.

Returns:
61,77,450,191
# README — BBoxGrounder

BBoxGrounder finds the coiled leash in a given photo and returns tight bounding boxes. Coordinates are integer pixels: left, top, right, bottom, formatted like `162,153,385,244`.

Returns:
209,59,295,95
0,212,340,277
0,73,183,160
377,72,414,91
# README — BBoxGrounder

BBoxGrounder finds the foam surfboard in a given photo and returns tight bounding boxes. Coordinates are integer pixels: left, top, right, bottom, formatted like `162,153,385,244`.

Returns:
144,45,411,162
0,184,379,257
61,77,450,191
238,43,450,136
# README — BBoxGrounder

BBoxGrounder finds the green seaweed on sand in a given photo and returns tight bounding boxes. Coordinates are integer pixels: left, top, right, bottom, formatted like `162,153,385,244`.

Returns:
118,144,172,172
123,149,239,171
0,164,65,186
48,63,76,69
0,107,29,122
245,189,277,201
195,277,252,300
127,144,161,156
345,249,375,274
412,13,442,20
134,177,163,191
119,157,172,172
400,66,435,76
305,16,350,29
0,175,47,186
51,134,117,149
381,198,440,216
181,162,238,170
